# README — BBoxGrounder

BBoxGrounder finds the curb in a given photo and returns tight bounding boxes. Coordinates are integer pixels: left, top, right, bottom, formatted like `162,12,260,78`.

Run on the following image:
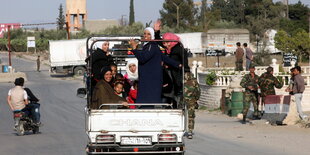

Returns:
0,72,27,83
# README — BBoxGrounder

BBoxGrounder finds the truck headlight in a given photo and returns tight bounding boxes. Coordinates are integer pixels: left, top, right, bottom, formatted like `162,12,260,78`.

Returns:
96,134,115,143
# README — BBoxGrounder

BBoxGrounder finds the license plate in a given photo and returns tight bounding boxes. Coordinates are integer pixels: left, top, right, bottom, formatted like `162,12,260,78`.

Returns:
121,136,152,145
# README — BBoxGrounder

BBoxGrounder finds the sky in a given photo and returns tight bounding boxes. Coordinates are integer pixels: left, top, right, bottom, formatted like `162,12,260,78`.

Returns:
0,0,309,28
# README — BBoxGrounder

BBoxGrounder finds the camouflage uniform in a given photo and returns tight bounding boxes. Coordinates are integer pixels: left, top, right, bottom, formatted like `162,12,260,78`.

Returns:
184,72,201,133
258,72,283,105
240,73,259,117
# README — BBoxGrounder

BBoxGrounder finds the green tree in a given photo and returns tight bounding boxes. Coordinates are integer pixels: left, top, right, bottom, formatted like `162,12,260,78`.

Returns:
275,29,310,61
280,1,309,35
198,0,207,29
274,30,291,53
129,0,135,25
57,4,66,30
160,0,197,31
100,22,144,35
211,0,226,19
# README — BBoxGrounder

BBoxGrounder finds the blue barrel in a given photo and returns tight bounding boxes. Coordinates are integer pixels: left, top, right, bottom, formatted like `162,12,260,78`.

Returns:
2,65,8,73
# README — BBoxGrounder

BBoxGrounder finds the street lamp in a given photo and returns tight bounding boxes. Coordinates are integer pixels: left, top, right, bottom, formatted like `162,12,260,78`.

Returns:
172,2,180,29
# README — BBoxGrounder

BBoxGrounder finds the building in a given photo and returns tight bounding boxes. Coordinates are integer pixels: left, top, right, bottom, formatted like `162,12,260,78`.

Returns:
84,19,119,33
206,29,250,53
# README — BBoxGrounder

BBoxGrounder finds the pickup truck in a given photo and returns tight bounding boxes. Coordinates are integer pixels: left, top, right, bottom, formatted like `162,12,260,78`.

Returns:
78,36,187,154
85,105,185,154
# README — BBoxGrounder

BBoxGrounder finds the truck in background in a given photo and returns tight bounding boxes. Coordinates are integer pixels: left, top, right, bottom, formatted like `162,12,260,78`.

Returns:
49,37,139,76
176,32,208,57
49,39,87,76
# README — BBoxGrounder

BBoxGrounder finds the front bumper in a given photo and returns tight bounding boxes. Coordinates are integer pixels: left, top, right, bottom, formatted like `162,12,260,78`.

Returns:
86,143,184,154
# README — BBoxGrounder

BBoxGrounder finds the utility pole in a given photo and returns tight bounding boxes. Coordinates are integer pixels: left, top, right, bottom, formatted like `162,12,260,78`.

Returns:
121,15,127,26
65,22,70,40
286,0,289,19
7,25,12,66
172,2,180,29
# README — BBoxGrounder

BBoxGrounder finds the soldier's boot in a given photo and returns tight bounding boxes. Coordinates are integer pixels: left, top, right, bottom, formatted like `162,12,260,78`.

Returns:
241,114,246,124
187,131,193,139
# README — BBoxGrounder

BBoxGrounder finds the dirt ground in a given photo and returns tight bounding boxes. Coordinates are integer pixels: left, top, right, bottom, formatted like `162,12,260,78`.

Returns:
194,111,310,155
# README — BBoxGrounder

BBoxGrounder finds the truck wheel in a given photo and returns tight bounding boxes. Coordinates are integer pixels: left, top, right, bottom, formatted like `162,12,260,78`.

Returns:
74,67,85,76
16,122,25,136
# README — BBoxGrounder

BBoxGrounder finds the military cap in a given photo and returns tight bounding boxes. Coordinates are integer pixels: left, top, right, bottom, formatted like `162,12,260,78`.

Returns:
249,63,255,69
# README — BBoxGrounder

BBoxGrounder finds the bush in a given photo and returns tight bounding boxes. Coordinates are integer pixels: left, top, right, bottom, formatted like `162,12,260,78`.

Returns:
11,39,27,52
205,71,217,85
36,38,49,52
0,38,7,51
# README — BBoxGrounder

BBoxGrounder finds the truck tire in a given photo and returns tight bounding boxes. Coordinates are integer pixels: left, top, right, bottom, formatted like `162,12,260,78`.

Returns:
74,67,85,76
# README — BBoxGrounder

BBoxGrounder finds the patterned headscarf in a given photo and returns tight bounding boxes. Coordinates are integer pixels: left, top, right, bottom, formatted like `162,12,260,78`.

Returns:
162,32,180,54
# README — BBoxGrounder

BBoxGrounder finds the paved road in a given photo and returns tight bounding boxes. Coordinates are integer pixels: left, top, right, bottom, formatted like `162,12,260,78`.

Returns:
0,53,86,155
0,53,309,155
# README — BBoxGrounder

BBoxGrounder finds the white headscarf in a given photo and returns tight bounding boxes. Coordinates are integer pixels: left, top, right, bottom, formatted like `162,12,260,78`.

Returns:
144,27,155,40
126,59,138,81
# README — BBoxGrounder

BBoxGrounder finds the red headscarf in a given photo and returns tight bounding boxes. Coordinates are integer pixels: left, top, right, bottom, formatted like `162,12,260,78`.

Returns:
162,32,180,54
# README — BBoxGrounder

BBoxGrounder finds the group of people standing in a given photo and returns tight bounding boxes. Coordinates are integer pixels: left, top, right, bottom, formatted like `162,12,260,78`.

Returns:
240,65,307,124
235,42,254,71
87,20,201,139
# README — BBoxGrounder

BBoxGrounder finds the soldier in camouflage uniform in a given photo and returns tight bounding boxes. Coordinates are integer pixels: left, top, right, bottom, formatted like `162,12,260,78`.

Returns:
184,72,201,139
240,64,259,124
258,66,283,111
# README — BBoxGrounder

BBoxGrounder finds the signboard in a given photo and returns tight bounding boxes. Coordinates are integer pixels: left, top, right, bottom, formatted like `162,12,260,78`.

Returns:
27,37,36,48
0,23,21,38
283,53,298,67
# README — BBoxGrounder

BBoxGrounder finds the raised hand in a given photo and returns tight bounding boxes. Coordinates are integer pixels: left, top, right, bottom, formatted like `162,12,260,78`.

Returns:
154,20,161,31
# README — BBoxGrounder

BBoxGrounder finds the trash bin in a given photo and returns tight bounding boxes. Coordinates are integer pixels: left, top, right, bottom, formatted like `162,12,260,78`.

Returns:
2,65,8,73
230,92,243,116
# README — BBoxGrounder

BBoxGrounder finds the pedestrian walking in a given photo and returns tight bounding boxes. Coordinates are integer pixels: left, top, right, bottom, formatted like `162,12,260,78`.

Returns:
258,67,283,111
36,56,40,72
244,43,253,71
183,72,201,139
235,42,244,71
240,64,259,124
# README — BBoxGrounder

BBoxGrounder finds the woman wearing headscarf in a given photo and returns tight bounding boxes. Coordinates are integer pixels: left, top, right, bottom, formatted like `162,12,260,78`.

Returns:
129,27,181,104
85,41,114,94
154,20,190,97
91,66,127,109
124,59,138,86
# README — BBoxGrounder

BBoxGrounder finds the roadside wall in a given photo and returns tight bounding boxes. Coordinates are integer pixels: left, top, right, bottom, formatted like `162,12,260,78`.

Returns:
198,85,226,109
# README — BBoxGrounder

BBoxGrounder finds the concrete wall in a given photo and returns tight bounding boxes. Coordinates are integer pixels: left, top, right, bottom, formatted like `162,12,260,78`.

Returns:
85,20,119,33
198,85,226,109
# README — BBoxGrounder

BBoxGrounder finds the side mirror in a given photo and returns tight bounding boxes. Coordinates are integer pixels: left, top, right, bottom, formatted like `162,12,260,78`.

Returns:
77,88,87,98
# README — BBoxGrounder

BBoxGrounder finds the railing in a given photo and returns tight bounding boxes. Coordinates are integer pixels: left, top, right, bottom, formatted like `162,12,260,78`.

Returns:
198,72,310,87
283,66,310,74
204,66,268,75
